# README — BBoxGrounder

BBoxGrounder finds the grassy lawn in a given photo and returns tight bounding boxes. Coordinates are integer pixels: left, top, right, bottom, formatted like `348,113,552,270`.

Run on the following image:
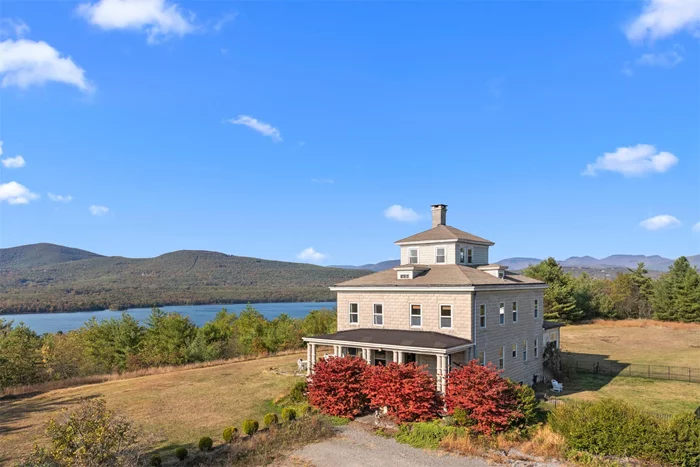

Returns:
558,320,700,415
0,352,304,465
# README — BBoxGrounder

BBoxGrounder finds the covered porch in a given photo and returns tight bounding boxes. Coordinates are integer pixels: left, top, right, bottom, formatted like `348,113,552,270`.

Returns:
302,329,473,392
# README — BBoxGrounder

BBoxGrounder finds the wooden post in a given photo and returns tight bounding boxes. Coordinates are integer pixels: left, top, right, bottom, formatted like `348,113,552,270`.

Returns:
648,365,650,378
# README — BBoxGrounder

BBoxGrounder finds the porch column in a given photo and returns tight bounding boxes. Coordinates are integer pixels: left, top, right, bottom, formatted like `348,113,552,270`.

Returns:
334,345,340,357
306,342,312,376
436,354,443,392
442,355,449,391
309,343,317,374
397,351,404,364
392,351,399,363
364,348,372,364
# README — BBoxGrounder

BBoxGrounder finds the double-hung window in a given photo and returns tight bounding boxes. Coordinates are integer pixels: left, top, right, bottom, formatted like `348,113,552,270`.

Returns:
435,247,446,264
534,299,539,318
349,303,359,324
410,304,422,327
512,301,518,322
459,247,465,264
373,304,383,326
499,302,505,325
522,339,527,361
534,338,539,358
409,248,419,264
440,305,452,329
498,346,505,369
467,248,473,264
512,343,517,358
479,304,486,328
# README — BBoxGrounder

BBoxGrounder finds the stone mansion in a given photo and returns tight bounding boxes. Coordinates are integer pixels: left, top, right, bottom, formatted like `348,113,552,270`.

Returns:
303,204,562,390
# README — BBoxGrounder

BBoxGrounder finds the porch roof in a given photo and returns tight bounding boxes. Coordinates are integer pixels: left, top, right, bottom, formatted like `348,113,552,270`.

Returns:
303,328,471,351
543,320,565,330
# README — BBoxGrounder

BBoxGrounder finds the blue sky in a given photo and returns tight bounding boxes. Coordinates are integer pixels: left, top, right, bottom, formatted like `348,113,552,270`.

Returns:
1,0,699,265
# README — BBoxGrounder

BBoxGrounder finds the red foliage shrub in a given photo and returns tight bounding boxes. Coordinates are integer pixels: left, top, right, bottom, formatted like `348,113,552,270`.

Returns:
363,362,441,423
307,356,368,418
444,360,521,435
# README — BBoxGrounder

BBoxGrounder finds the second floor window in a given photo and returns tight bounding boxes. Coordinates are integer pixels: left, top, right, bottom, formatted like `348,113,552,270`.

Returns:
440,305,452,328
512,301,518,322
410,304,422,327
499,302,505,325
349,303,359,324
459,247,465,264
534,299,539,318
467,248,473,264
409,248,418,264
498,346,504,369
373,304,383,325
435,247,446,263
479,304,486,328
522,339,527,361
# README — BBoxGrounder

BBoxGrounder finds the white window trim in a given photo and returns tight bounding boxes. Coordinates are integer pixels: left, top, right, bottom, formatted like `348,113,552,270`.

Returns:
479,303,486,329
439,303,453,329
467,247,473,264
512,301,518,322
534,299,539,319
499,302,505,326
435,246,446,264
522,339,528,361
459,246,465,264
372,303,384,326
499,346,505,370
410,304,422,328
408,248,419,264
478,350,486,366
512,342,517,358
534,337,539,358
349,303,359,326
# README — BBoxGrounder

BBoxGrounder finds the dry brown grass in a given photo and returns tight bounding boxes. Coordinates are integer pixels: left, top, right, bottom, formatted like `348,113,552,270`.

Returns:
0,352,305,465
1,350,304,398
514,425,565,459
439,432,490,458
589,319,700,331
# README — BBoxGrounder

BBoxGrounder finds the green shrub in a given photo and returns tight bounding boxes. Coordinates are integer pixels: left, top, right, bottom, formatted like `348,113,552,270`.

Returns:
175,447,188,461
664,413,700,467
198,436,213,452
222,426,238,443
242,419,259,436
149,454,162,466
512,383,539,429
300,404,313,417
288,380,308,403
281,408,297,423
395,421,462,450
263,413,279,427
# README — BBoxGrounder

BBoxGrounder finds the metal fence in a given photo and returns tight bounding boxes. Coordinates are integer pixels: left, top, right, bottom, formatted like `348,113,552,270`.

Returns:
561,357,700,383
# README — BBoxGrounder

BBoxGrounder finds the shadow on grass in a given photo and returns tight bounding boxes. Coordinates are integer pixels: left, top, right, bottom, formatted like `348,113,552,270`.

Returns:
0,393,102,436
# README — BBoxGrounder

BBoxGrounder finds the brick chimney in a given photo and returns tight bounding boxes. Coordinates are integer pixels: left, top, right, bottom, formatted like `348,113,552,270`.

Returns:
431,204,447,228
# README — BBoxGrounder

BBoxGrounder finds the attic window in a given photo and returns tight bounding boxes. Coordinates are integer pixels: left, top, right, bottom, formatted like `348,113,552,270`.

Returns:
498,270,505,279
399,273,411,279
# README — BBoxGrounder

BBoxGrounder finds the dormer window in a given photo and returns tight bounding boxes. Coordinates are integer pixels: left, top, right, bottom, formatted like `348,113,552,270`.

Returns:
498,270,505,279
409,248,419,264
435,247,446,264
399,273,410,279
467,248,473,264
459,247,465,264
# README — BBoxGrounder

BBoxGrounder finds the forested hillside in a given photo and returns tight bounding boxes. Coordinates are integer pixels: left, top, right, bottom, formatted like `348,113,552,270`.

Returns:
0,244,369,313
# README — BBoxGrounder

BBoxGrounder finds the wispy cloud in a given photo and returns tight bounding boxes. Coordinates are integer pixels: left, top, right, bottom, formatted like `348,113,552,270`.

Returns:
311,178,334,184
625,0,700,42
636,48,683,67
228,115,282,142
0,181,39,204
1,155,25,169
0,38,93,92
48,193,73,203
384,205,420,222
297,247,327,263
89,205,109,216
583,144,678,177
212,12,236,32
693,221,700,233
0,18,30,38
77,0,195,44
640,214,681,231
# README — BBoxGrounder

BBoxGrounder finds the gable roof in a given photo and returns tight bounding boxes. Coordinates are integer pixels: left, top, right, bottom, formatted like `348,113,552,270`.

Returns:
395,224,495,246
333,264,544,288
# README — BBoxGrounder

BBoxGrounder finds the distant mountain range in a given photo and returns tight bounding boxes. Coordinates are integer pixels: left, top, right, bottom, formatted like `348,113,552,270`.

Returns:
333,254,700,273
0,243,368,314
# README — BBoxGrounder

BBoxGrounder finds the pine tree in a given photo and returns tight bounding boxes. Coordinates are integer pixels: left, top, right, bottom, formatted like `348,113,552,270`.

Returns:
522,258,580,322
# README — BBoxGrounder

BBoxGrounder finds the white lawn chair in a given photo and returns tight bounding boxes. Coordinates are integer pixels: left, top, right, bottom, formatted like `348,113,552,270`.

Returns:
551,379,563,393
297,359,308,374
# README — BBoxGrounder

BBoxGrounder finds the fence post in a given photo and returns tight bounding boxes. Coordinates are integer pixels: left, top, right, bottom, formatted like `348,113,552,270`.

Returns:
668,366,671,380
648,365,650,378
689,367,691,383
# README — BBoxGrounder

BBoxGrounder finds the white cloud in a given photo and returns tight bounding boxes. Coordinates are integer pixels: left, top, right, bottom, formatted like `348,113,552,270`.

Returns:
693,221,700,233
228,115,282,142
311,178,334,184
0,39,92,92
583,144,678,177
212,12,236,32
640,214,681,230
297,247,327,263
384,205,420,222
89,205,109,216
626,0,700,42
0,140,3,156
48,193,73,202
77,0,195,44
636,49,683,67
0,181,39,204
0,18,30,38
1,155,25,169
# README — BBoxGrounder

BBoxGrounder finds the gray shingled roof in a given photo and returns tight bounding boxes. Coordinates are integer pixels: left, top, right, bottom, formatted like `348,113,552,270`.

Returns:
308,328,471,349
543,321,565,330
334,264,545,287
395,224,495,246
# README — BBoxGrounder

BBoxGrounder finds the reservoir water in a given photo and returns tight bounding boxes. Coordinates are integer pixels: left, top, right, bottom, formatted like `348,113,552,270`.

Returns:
3,302,337,334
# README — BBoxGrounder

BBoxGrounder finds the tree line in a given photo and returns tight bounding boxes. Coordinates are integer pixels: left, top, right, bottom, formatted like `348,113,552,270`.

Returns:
522,256,700,323
0,305,336,389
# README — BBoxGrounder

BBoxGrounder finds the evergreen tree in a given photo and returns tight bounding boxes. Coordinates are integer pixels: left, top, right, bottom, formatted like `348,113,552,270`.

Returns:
652,257,700,322
522,258,580,322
